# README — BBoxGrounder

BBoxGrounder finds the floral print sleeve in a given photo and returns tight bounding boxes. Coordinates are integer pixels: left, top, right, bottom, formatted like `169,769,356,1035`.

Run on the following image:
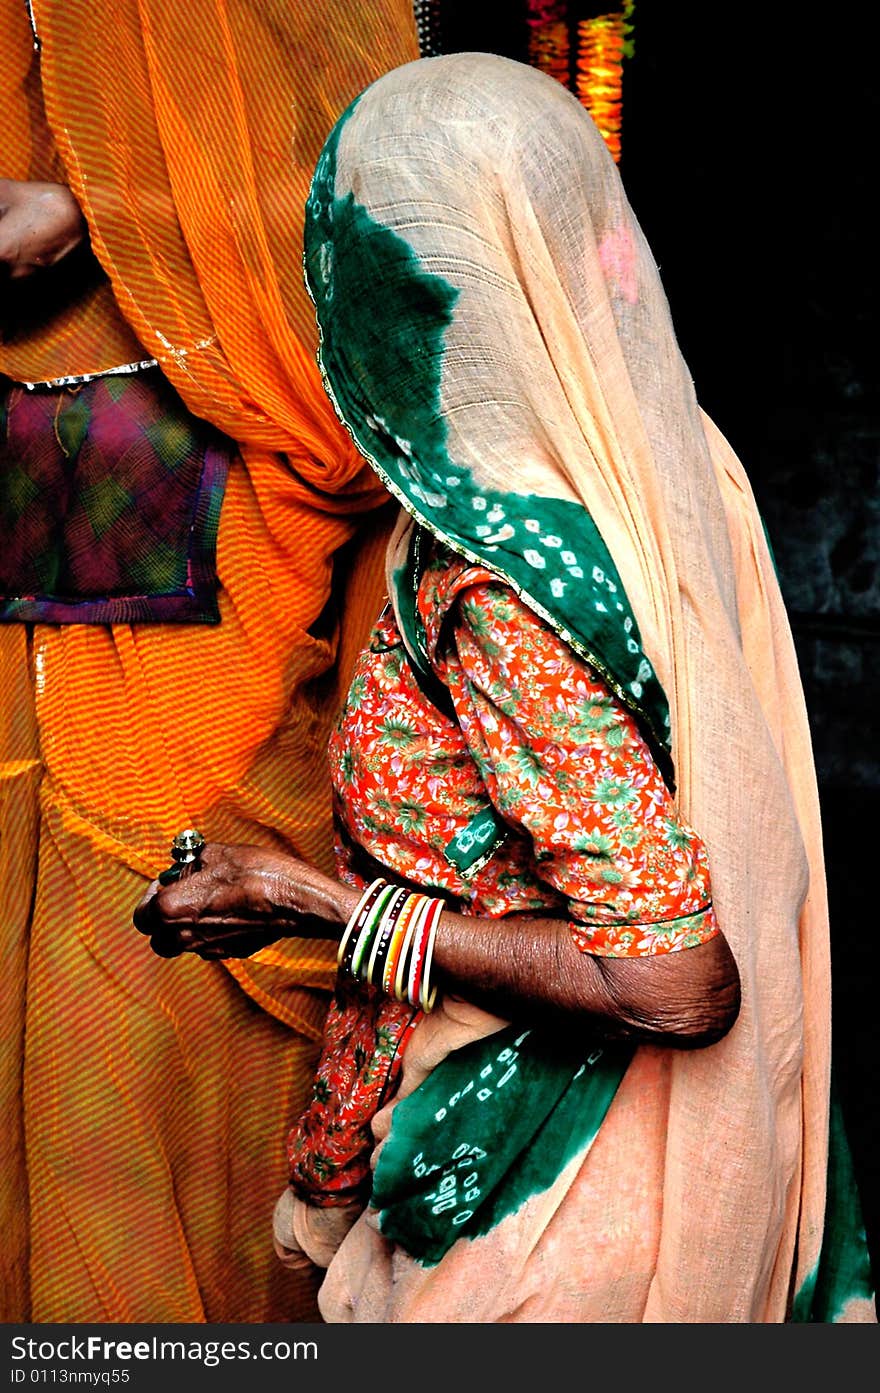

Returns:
428,568,719,958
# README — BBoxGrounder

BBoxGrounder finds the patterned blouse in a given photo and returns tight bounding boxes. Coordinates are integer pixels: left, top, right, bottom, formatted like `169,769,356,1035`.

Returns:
330,546,717,956
286,545,718,1206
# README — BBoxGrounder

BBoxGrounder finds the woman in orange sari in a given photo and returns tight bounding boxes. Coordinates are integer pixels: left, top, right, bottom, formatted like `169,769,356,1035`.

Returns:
0,0,419,1323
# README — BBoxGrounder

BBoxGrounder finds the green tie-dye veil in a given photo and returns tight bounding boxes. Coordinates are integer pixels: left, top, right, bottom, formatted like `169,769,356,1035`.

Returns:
304,53,674,783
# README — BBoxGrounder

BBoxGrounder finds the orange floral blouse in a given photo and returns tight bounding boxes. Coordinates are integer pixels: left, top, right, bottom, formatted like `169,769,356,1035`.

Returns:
329,548,718,957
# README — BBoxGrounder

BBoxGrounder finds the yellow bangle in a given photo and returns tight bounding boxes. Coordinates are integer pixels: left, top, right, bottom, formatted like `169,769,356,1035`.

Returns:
365,886,408,985
381,892,421,994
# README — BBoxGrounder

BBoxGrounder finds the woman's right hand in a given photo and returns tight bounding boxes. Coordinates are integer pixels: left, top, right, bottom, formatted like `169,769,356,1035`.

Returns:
0,178,87,279
132,841,359,961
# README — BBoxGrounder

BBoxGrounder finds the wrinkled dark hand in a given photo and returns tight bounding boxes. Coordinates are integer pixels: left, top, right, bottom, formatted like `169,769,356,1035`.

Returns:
0,178,87,279
133,841,340,962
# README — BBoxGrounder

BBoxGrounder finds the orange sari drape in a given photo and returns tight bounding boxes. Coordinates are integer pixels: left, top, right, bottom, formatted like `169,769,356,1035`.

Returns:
0,0,418,1322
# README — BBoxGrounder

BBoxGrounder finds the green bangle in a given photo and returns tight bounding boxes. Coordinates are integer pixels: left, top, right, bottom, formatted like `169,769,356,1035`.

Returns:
351,882,398,978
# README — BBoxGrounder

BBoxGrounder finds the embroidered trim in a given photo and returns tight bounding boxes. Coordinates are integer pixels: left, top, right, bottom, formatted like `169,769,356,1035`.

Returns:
24,0,39,48
21,359,160,391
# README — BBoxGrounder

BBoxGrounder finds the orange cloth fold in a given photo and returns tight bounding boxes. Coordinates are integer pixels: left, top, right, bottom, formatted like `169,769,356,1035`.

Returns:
0,0,418,1322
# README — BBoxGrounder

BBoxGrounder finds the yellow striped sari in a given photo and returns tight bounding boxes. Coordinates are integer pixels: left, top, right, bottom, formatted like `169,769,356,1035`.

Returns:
0,0,418,1322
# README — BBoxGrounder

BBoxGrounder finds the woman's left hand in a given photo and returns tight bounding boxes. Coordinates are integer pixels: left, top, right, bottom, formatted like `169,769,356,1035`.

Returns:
133,841,355,961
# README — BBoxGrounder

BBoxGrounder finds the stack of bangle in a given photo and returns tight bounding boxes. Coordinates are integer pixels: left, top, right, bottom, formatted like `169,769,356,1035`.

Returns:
337,877,444,1011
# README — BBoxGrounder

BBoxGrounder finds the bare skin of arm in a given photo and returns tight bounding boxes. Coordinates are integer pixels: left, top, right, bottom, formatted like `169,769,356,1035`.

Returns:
133,842,741,1049
0,178,87,279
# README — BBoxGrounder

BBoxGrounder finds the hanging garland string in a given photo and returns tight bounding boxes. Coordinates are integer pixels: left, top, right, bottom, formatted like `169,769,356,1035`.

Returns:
526,3,636,164
575,4,635,163
413,0,442,57
526,1,571,88
414,4,635,165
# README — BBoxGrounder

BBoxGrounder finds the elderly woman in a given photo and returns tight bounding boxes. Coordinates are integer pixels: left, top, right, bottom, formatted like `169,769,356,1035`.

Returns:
135,53,876,1322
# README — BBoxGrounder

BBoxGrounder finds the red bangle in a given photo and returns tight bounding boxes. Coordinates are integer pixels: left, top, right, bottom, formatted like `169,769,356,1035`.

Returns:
407,896,444,1009
419,898,444,1012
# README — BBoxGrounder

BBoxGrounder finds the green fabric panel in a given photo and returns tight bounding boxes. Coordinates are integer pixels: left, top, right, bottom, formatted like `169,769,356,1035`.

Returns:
371,1023,633,1266
80,475,133,541
760,513,781,582
1,464,40,520
444,803,509,873
55,391,91,458
791,1082,876,1321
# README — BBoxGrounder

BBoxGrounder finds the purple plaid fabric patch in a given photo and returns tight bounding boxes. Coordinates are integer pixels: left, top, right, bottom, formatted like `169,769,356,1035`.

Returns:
0,369,231,624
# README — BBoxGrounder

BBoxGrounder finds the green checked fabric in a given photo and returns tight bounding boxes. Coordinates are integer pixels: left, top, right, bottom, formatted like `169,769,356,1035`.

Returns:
0,367,231,624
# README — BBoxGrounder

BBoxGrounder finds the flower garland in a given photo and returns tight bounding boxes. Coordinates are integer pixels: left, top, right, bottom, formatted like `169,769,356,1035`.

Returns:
526,1,571,89
414,3,635,164
575,4,635,163
412,0,442,57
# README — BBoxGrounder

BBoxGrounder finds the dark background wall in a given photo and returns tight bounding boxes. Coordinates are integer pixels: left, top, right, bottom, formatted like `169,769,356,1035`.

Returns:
619,5,878,1288
430,1,879,1281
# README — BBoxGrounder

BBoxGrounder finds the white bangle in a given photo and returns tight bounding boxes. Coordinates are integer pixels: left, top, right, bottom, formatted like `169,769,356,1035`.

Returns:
336,877,387,967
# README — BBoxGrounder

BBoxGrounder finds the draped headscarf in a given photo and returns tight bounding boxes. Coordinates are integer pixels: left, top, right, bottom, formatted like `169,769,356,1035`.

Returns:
294,53,874,1321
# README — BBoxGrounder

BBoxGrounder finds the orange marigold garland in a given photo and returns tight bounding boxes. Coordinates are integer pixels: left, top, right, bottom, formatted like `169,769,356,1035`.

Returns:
523,2,635,163
575,4,635,162
417,4,635,164
526,2,571,88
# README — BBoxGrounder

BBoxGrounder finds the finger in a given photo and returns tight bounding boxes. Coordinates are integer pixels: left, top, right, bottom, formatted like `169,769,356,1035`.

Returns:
146,917,228,958
167,912,281,940
138,876,212,928
148,928,186,960
192,930,280,961
133,881,162,935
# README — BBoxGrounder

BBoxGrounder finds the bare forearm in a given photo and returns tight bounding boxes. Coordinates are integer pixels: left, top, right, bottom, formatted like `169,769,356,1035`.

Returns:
282,871,741,1050
135,847,740,1048
430,908,740,1048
